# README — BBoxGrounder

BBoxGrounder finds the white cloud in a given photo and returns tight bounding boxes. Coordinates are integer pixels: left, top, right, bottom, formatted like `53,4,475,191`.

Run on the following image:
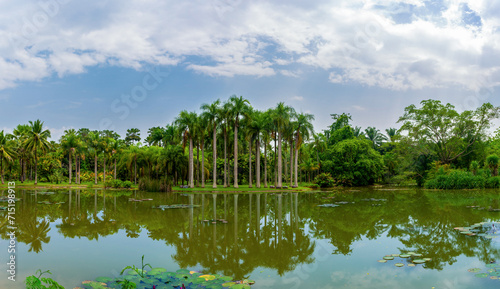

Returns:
291,95,304,101
0,0,499,91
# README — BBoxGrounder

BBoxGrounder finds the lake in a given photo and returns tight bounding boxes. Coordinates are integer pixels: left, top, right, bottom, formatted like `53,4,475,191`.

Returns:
1,187,500,288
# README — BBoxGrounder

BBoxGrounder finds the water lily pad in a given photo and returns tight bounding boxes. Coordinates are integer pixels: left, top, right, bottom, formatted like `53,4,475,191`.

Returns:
413,259,426,264
222,282,236,287
378,260,387,263
242,279,255,285
399,254,411,258
491,276,499,280
468,268,481,273
317,204,339,208
95,276,113,283
395,263,404,267
486,264,498,268
383,256,394,260
423,258,432,262
229,285,250,289
475,273,489,278
391,254,400,257
407,264,416,267
200,275,216,281
489,272,500,277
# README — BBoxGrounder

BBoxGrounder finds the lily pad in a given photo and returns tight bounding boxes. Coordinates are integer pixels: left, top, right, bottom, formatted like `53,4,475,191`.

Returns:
475,273,489,278
399,254,411,258
317,204,339,208
153,204,201,210
383,256,394,260
407,264,416,267
395,263,404,267
468,268,481,273
413,259,426,264
378,260,387,263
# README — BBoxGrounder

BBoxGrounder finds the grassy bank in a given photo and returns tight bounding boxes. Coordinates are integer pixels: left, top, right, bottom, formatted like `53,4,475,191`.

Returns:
0,180,138,190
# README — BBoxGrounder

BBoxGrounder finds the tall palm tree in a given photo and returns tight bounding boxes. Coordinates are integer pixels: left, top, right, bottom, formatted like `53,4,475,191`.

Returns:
201,99,220,189
0,131,15,184
87,131,101,184
13,124,30,183
24,120,51,185
61,129,78,184
228,95,250,188
262,110,274,188
111,139,123,180
122,144,142,184
196,113,209,188
274,102,294,188
294,113,315,187
101,137,114,184
175,110,197,188
244,107,256,188
248,110,266,188
221,102,232,187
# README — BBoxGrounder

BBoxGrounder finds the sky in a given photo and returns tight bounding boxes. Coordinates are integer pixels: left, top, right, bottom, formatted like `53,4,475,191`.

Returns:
1,0,500,141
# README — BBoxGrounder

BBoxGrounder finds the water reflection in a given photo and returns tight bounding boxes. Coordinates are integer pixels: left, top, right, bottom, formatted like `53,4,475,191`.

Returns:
1,188,500,281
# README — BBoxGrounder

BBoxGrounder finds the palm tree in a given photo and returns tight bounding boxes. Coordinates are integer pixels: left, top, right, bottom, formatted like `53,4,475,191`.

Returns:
221,102,232,187
122,144,142,184
385,128,399,142
201,99,220,189
262,110,274,188
228,95,250,188
294,112,314,187
244,107,256,188
175,110,197,188
353,126,365,138
248,110,267,188
111,139,123,180
87,131,101,184
13,124,30,183
61,129,78,184
365,127,387,149
101,137,114,184
0,131,15,184
24,120,51,185
274,102,294,188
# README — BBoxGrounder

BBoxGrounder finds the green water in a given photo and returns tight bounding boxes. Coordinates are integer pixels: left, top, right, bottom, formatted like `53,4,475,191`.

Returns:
1,188,500,288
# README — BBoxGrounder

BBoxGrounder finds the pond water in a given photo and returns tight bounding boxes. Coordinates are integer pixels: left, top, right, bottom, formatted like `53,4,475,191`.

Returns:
1,187,500,289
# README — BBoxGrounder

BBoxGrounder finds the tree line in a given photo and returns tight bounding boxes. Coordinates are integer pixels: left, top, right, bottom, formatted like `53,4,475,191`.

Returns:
1,98,499,189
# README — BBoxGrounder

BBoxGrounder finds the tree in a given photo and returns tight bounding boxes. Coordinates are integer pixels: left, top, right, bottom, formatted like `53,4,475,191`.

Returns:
398,100,500,164
273,102,295,188
228,95,250,188
294,113,314,187
364,127,387,149
0,131,15,184
125,128,141,145
24,120,51,185
61,129,78,184
122,144,142,184
87,131,101,184
13,124,30,183
323,138,383,186
175,110,197,188
201,99,220,189
385,128,399,142
487,154,499,176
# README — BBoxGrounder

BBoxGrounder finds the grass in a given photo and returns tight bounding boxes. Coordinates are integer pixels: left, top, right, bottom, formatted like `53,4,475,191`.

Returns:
0,180,138,190
172,183,315,193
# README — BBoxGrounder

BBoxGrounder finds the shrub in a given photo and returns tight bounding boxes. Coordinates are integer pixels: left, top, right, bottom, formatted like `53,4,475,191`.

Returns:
138,177,171,192
123,181,133,188
314,173,335,188
486,176,500,188
111,179,123,188
424,170,485,189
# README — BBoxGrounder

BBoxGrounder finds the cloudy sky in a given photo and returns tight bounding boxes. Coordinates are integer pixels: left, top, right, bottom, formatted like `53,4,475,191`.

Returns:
1,0,500,140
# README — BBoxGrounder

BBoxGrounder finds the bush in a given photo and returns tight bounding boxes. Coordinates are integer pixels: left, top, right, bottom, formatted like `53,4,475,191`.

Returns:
111,179,123,188
486,176,500,188
314,173,335,188
424,170,485,189
123,181,133,188
138,177,171,192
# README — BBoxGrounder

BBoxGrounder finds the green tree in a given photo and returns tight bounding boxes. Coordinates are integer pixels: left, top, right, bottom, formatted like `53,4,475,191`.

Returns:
175,110,197,188
24,120,51,185
61,129,78,184
487,154,499,176
364,127,387,149
228,95,250,188
273,102,295,188
398,100,500,164
201,99,220,189
0,131,16,184
125,128,141,145
87,131,101,184
294,113,314,187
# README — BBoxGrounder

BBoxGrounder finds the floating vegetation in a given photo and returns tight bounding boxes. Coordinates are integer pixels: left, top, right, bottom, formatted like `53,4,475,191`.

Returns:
317,204,339,208
33,192,55,195
0,196,21,202
129,198,154,202
466,206,500,212
37,201,65,205
202,219,229,224
468,262,500,280
377,252,430,267
152,204,201,210
454,222,500,240
78,268,254,289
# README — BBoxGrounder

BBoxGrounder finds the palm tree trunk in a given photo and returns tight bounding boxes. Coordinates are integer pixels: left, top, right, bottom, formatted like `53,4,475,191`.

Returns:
234,125,239,188
212,126,217,189
278,132,282,188
94,154,98,184
134,156,137,185
76,155,79,184
1,158,3,185
264,140,267,188
248,138,252,188
34,144,38,185
224,128,227,188
103,157,106,185
18,159,22,182
197,143,200,187
201,139,205,188
69,152,72,184
114,159,117,180
294,137,299,187
256,138,261,188
189,137,194,188
289,140,293,187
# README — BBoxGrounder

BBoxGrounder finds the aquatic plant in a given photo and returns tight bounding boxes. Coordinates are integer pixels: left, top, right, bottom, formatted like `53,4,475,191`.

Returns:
25,269,64,289
120,255,152,278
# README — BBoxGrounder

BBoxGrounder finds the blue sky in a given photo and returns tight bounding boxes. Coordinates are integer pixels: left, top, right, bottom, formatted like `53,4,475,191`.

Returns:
1,0,500,140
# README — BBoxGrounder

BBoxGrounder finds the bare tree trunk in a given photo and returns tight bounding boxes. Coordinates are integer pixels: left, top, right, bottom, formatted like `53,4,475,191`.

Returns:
34,144,38,185
274,134,277,187
234,125,239,188
224,128,227,188
197,143,200,187
201,139,205,188
294,137,299,187
94,154,98,184
278,132,282,188
248,138,252,188
189,137,194,188
256,138,261,188
290,140,293,187
114,159,117,180
103,157,106,185
264,140,267,188
69,152,72,184
213,126,217,189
